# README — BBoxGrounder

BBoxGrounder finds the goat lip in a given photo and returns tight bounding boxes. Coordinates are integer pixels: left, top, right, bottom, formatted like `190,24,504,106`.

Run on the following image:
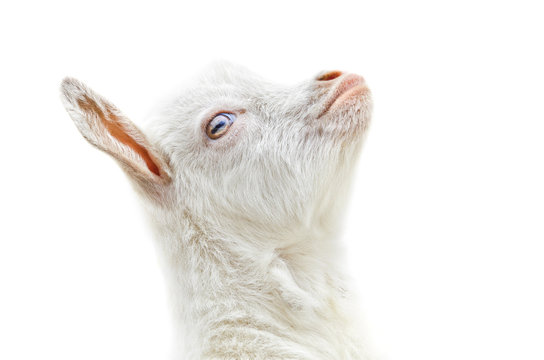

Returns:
318,74,368,118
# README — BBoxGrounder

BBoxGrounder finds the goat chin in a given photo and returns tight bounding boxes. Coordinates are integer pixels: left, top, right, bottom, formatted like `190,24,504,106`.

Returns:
61,62,373,360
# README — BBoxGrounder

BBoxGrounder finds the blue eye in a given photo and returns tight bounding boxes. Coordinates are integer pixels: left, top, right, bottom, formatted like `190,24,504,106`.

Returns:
206,113,235,139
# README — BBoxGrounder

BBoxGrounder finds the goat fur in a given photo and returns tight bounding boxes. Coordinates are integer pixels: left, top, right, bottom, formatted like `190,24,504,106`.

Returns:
60,62,373,360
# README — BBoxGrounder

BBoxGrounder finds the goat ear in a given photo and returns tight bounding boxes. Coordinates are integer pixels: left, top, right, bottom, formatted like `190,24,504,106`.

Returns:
60,77,171,186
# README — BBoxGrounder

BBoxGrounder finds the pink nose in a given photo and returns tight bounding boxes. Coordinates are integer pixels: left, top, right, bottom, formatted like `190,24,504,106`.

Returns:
316,71,343,81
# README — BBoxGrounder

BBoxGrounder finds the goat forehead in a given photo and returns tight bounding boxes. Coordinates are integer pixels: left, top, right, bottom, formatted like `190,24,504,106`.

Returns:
170,83,291,121
178,84,266,106
161,63,307,120
148,64,317,140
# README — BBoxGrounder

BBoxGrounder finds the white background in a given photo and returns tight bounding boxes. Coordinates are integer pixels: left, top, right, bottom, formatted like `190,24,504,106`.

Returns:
0,1,542,359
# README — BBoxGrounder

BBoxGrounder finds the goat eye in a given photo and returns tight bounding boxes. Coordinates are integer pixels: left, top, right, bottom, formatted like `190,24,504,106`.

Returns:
206,113,235,139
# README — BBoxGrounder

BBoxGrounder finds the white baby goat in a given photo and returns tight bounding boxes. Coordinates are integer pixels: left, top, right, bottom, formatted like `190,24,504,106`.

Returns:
61,63,373,360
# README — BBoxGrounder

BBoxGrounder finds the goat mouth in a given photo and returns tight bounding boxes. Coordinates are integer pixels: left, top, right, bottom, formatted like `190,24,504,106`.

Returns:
318,74,369,118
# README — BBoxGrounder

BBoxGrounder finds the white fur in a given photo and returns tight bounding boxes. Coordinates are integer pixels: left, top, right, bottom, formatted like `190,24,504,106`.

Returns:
61,62,373,359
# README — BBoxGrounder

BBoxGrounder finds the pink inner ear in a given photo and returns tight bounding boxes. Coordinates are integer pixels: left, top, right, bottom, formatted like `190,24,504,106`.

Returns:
77,97,161,177
102,110,161,176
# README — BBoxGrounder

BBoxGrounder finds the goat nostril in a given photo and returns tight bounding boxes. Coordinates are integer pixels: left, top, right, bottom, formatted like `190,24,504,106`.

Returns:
317,71,343,81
